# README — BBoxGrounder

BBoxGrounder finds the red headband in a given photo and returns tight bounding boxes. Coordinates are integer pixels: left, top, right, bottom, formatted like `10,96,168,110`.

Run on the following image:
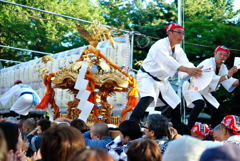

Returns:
214,46,230,55
14,80,22,85
221,115,240,135
191,122,210,137
165,23,184,31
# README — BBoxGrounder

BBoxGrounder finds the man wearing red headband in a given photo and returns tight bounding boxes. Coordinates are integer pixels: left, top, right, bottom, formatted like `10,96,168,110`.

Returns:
218,115,240,145
183,46,239,128
129,23,202,125
0,80,41,118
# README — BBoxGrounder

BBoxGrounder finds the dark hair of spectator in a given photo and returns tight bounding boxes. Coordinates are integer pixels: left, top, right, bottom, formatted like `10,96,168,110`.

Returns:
40,125,85,161
0,122,19,152
70,119,89,133
127,139,162,161
0,129,7,161
146,114,169,139
37,119,51,132
68,147,114,161
172,122,191,135
119,120,142,140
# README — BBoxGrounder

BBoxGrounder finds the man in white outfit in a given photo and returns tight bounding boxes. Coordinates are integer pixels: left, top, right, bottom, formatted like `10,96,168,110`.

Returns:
182,46,239,128
0,80,41,117
129,23,202,125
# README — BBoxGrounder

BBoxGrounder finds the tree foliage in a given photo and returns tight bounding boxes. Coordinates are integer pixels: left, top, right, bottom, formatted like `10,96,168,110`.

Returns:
0,0,104,66
184,0,240,22
98,0,178,68
185,19,240,64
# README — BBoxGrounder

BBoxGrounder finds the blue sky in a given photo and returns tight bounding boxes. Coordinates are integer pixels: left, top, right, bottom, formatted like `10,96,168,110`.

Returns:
233,0,240,11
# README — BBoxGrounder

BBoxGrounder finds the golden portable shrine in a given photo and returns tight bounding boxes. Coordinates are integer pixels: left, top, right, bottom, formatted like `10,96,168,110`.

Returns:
36,22,138,125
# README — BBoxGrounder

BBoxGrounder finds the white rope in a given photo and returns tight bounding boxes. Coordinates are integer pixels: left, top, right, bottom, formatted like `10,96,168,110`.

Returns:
0,59,22,63
0,44,51,55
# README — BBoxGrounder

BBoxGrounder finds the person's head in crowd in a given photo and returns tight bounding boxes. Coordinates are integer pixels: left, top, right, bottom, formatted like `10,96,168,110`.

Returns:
55,121,70,126
167,122,182,140
214,46,230,67
172,122,191,135
0,129,7,161
90,123,109,140
68,147,114,161
218,115,240,141
0,121,28,155
127,139,162,161
17,119,25,131
119,120,142,144
200,143,239,161
0,122,19,152
37,119,51,136
22,118,36,135
40,125,85,161
191,122,210,140
143,114,169,140
212,124,222,141
162,136,206,161
166,23,185,46
13,80,22,85
55,117,72,124
70,119,89,133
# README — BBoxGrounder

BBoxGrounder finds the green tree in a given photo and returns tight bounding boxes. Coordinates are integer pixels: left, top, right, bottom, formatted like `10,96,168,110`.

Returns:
98,0,178,68
0,0,105,66
185,20,240,61
184,0,240,22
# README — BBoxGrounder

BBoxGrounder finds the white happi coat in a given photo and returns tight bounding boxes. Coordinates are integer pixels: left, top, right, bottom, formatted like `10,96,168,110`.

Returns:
182,57,238,108
138,37,194,109
0,84,41,115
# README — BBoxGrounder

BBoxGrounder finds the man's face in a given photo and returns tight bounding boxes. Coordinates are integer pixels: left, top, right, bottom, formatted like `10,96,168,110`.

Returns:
143,123,154,139
90,128,100,140
212,129,221,141
169,28,185,45
37,125,43,136
90,128,96,139
217,124,229,141
120,132,128,145
215,51,229,66
22,123,30,134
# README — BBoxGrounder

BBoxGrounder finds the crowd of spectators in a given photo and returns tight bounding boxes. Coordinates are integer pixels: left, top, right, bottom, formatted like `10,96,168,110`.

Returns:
0,113,239,161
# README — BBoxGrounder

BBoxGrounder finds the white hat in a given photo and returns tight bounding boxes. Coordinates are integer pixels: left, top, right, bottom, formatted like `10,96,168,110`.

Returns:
162,135,206,161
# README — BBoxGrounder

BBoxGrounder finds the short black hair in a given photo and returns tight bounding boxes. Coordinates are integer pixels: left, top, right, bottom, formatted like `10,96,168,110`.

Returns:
70,119,89,133
38,119,51,132
146,114,169,139
0,122,19,151
119,120,142,140
173,122,191,135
